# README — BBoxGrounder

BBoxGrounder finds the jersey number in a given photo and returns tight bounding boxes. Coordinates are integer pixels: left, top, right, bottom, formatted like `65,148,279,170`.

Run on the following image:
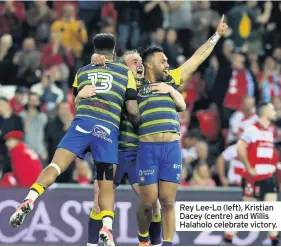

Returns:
88,72,113,93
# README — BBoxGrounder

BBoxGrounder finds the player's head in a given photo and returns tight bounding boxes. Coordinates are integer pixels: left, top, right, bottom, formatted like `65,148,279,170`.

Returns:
142,46,169,81
92,33,116,59
120,50,144,78
242,96,255,114
257,101,277,122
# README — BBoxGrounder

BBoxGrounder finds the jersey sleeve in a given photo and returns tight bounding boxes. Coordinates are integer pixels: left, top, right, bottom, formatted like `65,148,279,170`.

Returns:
168,67,181,86
240,126,257,144
125,70,137,101
222,145,237,161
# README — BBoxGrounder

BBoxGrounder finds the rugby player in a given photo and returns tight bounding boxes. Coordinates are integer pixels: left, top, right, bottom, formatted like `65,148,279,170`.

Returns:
9,33,140,246
136,16,228,246
221,102,280,246
87,50,164,246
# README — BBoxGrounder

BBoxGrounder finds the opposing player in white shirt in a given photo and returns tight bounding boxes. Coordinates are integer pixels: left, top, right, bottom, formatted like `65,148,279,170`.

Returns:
221,102,280,246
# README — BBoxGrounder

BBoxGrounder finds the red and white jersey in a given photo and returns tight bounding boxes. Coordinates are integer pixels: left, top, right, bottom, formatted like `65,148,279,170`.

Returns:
240,122,276,179
227,111,258,144
222,144,244,185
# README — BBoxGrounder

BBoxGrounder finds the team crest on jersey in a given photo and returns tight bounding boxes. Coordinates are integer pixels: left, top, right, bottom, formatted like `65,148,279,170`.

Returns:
138,84,151,97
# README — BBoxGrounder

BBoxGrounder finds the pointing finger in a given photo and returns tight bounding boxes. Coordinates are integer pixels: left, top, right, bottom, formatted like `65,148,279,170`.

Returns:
220,14,225,23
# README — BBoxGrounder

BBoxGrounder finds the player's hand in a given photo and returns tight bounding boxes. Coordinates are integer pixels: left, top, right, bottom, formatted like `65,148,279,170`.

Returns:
149,83,173,94
91,53,106,66
93,204,101,214
78,85,96,99
248,168,257,177
216,15,228,37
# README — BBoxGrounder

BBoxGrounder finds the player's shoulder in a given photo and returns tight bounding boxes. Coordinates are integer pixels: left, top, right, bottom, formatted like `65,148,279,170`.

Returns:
106,61,130,72
243,124,259,135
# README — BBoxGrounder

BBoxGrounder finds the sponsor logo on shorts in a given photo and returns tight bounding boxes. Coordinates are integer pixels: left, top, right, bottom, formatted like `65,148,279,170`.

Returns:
92,125,112,143
139,169,154,176
173,164,182,169
176,174,181,180
140,177,145,182
139,170,143,176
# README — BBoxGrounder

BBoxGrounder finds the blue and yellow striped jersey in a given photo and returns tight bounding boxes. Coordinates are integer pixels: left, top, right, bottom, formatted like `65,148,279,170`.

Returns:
72,62,136,129
136,68,181,137
118,115,138,151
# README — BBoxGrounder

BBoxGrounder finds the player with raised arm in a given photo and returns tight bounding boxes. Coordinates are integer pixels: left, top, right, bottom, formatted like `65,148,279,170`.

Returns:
9,33,140,247
136,16,228,246
221,102,280,246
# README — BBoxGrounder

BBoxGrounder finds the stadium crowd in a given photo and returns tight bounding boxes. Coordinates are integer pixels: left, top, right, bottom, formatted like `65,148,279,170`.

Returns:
1,0,281,188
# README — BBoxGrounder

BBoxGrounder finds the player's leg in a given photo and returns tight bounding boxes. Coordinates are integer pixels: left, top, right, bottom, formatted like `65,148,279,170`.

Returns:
222,177,256,245
9,118,91,227
136,142,160,245
158,141,182,246
130,162,162,247
88,208,103,246
91,124,119,246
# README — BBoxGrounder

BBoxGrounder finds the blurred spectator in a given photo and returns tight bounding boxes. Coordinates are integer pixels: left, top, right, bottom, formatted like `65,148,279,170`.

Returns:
258,56,281,102
20,92,47,160
211,52,259,128
101,2,117,23
225,1,273,51
191,1,220,51
31,68,64,109
163,29,184,69
140,28,165,49
0,97,23,174
182,162,216,187
115,2,142,55
0,130,42,187
45,102,73,164
0,0,25,45
0,34,17,85
9,86,27,115
72,158,92,185
78,1,101,34
13,38,41,88
182,129,201,167
273,47,281,72
25,0,56,44
163,1,193,56
141,1,168,34
51,4,88,61
226,96,257,145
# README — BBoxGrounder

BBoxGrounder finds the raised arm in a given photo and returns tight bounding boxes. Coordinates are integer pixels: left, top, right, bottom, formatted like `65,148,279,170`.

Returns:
179,15,228,83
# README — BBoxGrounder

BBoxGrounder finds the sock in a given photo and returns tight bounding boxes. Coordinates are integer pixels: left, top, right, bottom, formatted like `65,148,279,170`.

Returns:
101,210,114,230
88,209,103,245
149,214,161,245
138,231,150,243
162,240,173,246
24,183,45,202
224,233,233,243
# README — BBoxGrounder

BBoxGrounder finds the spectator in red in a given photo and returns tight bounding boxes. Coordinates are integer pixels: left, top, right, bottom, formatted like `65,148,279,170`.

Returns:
0,130,42,187
0,0,25,45
9,86,27,115
72,158,92,185
211,51,260,128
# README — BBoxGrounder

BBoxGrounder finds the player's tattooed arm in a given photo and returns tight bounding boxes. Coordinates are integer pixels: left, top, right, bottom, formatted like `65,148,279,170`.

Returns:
149,83,186,112
179,15,228,83
74,85,96,109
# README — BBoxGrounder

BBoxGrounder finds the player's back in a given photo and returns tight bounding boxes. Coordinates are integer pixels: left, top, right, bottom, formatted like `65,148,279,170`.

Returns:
75,62,132,129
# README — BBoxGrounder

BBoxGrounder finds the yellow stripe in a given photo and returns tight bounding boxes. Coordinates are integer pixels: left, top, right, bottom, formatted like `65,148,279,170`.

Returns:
77,105,120,122
100,90,123,101
100,210,115,219
139,130,180,138
78,80,92,90
152,214,161,222
78,68,127,80
142,107,176,116
140,119,179,128
76,114,119,129
112,80,126,91
139,96,174,108
31,183,45,195
89,98,121,111
119,142,138,147
138,231,149,237
120,131,138,138
90,209,103,220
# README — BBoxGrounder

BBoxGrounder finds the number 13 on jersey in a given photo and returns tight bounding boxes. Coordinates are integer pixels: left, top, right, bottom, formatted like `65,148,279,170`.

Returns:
88,72,113,93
